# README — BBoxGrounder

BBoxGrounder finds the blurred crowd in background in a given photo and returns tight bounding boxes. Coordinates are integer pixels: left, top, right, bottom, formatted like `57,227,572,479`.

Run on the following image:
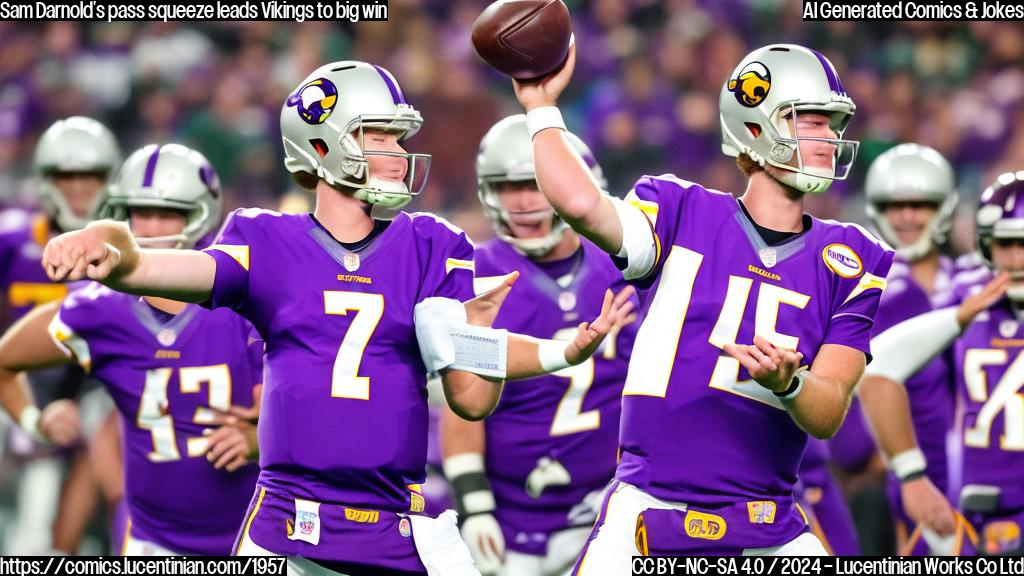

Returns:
2,7,1024,251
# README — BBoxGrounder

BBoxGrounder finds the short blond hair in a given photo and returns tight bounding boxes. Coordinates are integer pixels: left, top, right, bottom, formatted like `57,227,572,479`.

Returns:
736,153,764,177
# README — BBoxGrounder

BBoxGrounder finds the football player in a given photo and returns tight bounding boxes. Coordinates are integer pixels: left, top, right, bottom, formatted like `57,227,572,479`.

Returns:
512,42,897,563
869,172,1024,555
858,144,962,553
0,143,262,555
41,62,632,574
0,116,121,553
442,115,637,575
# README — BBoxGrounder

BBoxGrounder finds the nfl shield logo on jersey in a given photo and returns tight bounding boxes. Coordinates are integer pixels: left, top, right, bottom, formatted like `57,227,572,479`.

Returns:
288,499,322,545
1000,319,1018,338
759,247,777,268
299,511,316,535
343,252,360,272
157,328,177,346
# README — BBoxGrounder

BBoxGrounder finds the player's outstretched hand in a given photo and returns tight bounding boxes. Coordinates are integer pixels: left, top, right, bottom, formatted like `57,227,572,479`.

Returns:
724,335,804,394
465,271,519,328
39,399,81,447
957,271,1010,328
565,286,636,365
42,223,132,282
902,475,957,537
512,41,576,112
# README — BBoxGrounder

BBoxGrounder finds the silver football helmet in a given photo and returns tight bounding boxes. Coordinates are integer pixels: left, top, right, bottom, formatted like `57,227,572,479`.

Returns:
98,144,223,249
477,115,607,257
720,44,857,194
33,116,121,232
865,144,957,262
280,61,430,210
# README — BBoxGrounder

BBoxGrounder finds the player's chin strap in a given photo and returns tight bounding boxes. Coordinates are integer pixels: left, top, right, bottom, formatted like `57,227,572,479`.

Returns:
414,297,508,379
136,233,189,249
900,512,978,556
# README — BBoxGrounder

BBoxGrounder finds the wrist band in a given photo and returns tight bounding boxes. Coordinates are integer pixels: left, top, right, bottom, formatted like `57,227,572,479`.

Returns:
443,453,495,516
774,370,805,401
18,406,47,443
526,106,567,139
538,339,572,372
890,448,927,481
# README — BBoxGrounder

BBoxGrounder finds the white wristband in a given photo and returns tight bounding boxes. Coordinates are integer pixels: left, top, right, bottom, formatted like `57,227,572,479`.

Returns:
18,406,47,444
538,339,572,372
889,448,927,481
526,106,567,139
775,370,806,402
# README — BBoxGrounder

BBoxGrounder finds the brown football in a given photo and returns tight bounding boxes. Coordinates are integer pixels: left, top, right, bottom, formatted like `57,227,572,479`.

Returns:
471,0,572,80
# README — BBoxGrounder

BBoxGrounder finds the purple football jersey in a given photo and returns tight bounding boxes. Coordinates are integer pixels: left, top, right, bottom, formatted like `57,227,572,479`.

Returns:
616,175,894,511
0,209,66,327
203,209,475,515
50,282,262,555
474,238,636,556
945,265,1024,509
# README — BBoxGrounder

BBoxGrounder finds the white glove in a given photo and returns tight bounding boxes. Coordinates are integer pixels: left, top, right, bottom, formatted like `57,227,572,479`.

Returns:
460,513,505,575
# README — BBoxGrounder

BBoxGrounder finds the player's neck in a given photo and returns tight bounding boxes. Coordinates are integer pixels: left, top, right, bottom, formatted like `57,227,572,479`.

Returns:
739,172,804,233
143,296,188,315
313,181,376,243
910,249,941,296
533,231,580,262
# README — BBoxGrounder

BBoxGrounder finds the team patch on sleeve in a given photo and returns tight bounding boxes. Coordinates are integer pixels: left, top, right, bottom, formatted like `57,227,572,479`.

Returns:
205,244,250,271
445,257,474,275
47,312,92,372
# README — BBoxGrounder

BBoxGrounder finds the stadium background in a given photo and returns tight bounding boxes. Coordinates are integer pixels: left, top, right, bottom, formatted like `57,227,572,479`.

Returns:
0,3,1022,554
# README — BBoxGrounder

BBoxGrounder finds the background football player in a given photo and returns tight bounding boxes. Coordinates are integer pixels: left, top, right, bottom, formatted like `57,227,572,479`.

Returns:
0,143,262,555
870,172,1024,555
0,116,120,553
858,144,962,553
442,115,637,575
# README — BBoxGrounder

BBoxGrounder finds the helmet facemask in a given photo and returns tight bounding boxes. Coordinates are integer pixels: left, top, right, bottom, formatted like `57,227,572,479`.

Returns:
345,117,430,211
870,196,957,262
760,102,858,194
478,176,568,258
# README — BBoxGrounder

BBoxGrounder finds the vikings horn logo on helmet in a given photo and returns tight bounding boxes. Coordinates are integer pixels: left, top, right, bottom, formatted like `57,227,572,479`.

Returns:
728,62,771,108
286,78,339,125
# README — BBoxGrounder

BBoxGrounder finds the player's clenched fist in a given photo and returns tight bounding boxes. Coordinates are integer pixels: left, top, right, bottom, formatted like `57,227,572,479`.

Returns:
42,221,138,283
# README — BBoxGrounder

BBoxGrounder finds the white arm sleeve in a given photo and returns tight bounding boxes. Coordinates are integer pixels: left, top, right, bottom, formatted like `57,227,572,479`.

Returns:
608,196,657,281
864,306,961,384
414,297,508,379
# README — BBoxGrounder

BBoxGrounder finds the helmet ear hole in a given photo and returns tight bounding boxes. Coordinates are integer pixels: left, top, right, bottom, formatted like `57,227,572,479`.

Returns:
310,139,329,158
744,123,762,138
